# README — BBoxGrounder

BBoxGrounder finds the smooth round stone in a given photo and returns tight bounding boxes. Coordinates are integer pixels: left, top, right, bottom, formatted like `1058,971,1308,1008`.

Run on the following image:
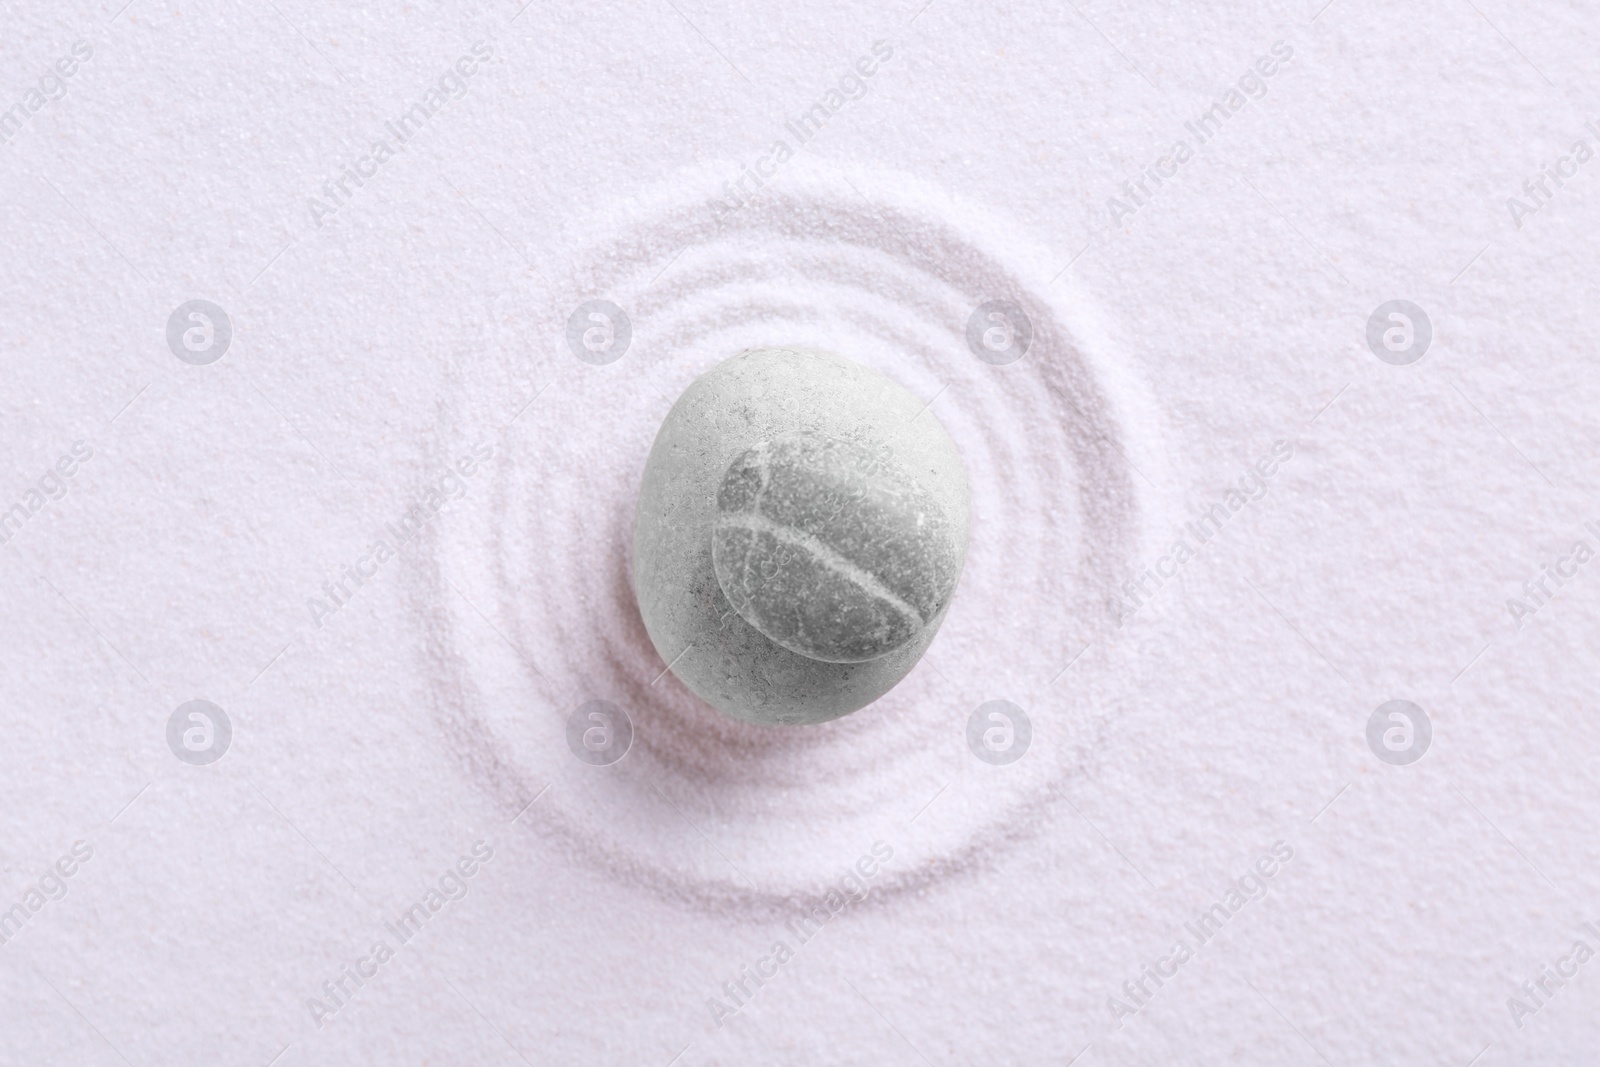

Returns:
712,433,959,663
633,348,969,726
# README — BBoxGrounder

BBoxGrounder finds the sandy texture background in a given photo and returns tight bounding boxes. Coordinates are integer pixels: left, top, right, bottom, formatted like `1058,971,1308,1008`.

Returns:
2,0,1598,1064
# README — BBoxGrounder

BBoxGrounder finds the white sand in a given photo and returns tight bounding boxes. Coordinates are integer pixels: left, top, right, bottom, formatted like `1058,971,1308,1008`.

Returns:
2,2,1598,1064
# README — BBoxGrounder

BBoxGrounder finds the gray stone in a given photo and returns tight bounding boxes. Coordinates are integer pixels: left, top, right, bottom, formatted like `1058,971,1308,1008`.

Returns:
633,348,969,726
711,433,958,663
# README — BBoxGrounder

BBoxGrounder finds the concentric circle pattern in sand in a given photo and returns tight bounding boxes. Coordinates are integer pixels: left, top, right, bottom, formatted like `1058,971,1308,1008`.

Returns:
431,169,1163,915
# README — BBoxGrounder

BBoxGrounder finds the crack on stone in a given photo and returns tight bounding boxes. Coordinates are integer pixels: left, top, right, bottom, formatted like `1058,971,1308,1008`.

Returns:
717,510,927,635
